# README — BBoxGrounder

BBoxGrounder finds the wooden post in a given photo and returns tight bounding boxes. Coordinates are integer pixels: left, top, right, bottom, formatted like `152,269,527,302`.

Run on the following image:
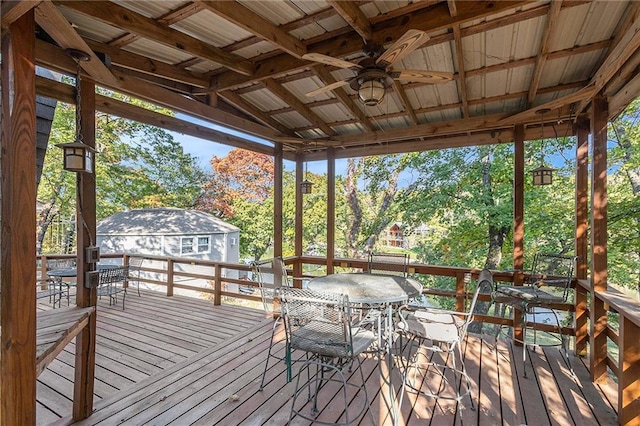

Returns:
72,76,98,421
455,272,466,313
590,94,608,382
513,125,525,344
294,153,303,282
326,147,335,275
574,117,589,356
618,316,640,425
167,259,174,297
214,264,222,305
274,143,283,258
1,11,37,424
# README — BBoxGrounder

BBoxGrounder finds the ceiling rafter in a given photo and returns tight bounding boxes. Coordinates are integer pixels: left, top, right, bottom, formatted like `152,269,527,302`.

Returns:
57,0,254,76
326,1,372,41
212,0,530,91
392,80,418,125
218,90,295,136
197,1,306,59
527,0,562,106
262,78,335,137
35,0,118,87
452,24,469,118
1,0,42,29
312,65,375,132
447,0,458,17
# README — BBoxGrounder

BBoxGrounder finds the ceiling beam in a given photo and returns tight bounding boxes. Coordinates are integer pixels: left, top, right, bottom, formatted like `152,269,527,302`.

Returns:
196,1,306,58
327,1,372,41
527,0,562,106
217,90,296,136
57,0,254,76
34,0,118,86
312,65,375,132
391,80,418,125
452,25,469,117
262,78,335,137
212,0,530,91
1,0,42,29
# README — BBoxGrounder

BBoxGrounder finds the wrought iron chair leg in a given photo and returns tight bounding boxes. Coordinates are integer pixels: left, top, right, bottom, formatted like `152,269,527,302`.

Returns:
259,319,279,391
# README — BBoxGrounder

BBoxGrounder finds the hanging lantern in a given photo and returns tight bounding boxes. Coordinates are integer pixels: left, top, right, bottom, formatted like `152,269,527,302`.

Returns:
532,108,554,186
301,161,313,194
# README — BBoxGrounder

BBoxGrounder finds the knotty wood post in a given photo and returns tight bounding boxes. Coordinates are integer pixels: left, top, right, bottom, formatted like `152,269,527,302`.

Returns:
619,316,640,425
512,125,525,344
214,264,222,305
167,259,174,297
590,94,608,382
294,153,303,281
327,147,335,275
455,272,466,313
1,11,37,424
73,77,98,421
274,143,283,258
575,118,589,356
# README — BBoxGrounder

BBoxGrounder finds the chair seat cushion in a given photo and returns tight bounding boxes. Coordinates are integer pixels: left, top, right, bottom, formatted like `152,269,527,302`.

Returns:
494,285,564,305
291,319,375,358
401,310,464,343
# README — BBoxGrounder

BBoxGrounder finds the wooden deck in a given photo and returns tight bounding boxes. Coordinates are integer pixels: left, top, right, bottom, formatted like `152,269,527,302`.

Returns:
36,291,618,425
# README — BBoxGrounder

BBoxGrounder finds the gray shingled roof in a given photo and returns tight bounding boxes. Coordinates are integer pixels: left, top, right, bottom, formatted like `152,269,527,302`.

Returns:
97,208,239,236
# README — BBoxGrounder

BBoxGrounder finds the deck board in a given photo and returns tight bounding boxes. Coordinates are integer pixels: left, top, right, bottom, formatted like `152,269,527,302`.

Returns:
31,291,618,425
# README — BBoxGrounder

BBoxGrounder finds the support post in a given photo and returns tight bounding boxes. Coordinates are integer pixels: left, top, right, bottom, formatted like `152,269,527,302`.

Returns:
294,153,303,283
575,117,590,356
619,316,640,425
590,95,608,382
513,124,525,344
274,143,283,258
1,11,37,424
73,77,98,421
167,259,174,297
326,147,335,275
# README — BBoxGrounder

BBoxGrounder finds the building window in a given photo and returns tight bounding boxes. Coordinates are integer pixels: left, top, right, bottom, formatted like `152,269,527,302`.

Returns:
197,236,210,253
181,236,210,255
181,237,194,254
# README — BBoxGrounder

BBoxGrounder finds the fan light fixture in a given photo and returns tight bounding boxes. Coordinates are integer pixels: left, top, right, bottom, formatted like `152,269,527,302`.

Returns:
58,49,95,173
532,108,554,186
358,78,386,106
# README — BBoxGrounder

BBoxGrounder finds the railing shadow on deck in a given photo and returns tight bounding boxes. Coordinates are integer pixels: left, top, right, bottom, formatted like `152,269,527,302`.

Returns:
37,253,640,425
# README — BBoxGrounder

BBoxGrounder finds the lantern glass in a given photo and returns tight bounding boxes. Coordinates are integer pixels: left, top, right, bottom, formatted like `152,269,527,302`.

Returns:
358,79,385,106
532,165,554,186
301,179,313,194
58,142,95,173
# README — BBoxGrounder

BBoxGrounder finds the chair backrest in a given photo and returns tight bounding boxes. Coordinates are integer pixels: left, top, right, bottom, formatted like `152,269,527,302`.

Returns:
128,256,143,269
251,257,291,314
278,287,353,357
47,258,75,270
462,270,493,336
367,252,409,276
100,266,129,286
527,253,576,301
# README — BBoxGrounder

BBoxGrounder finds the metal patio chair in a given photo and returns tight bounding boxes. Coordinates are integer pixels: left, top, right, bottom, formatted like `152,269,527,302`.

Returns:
47,258,76,305
398,272,490,415
97,266,128,310
279,287,376,426
36,277,67,308
251,257,293,390
128,256,144,296
367,252,409,276
492,253,577,377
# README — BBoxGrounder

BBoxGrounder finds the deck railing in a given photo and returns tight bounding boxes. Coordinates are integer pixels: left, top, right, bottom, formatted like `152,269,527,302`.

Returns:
37,253,639,425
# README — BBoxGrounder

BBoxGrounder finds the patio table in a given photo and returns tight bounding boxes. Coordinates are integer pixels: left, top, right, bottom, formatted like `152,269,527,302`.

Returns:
307,272,422,426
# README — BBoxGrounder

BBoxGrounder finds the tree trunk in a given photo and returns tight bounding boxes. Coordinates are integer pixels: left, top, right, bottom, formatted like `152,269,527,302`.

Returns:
344,158,363,258
36,202,58,254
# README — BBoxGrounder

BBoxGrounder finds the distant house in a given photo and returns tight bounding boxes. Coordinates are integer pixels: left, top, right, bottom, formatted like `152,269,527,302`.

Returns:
97,207,240,264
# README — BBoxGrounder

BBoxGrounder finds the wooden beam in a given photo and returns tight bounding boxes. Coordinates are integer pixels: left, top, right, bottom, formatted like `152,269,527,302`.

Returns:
513,125,524,273
527,0,562,106
157,1,204,26
1,10,37,424
619,316,640,425
197,1,306,59
73,76,98,421
217,90,295,136
392,80,418,125
262,77,335,137
1,0,41,29
85,40,209,88
58,0,254,76
294,153,304,268
213,1,529,91
452,24,469,117
274,144,284,258
312,65,375,131
34,0,118,86
574,117,589,356
590,94,608,382
326,147,336,275
327,1,372,41
608,71,640,120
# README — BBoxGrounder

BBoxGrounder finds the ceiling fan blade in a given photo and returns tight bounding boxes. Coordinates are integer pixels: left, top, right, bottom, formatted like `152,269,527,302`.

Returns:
391,70,454,84
377,29,430,67
305,79,350,98
302,53,361,70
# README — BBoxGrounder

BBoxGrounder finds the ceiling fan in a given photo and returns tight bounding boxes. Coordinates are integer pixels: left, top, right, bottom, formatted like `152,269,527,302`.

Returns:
303,30,454,106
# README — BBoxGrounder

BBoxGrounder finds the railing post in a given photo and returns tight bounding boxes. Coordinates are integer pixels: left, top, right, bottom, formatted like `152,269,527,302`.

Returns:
575,118,589,356
214,264,222,305
619,316,640,425
167,259,174,297
455,272,466,313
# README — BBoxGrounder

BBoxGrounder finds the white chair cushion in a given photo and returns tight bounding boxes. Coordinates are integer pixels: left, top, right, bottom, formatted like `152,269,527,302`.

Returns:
402,310,464,343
